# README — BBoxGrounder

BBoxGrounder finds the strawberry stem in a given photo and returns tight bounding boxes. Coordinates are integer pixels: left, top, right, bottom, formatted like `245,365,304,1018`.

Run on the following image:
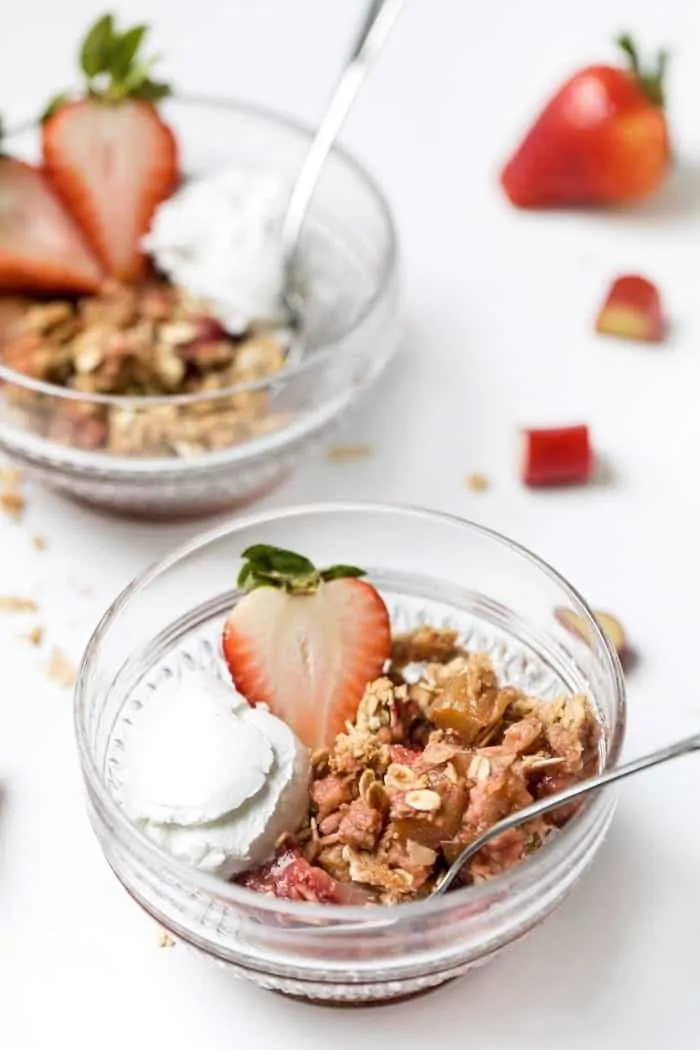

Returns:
238,545,366,595
616,33,668,107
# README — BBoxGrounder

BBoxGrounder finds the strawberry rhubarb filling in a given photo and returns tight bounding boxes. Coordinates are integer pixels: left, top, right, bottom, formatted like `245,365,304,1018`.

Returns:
119,544,601,906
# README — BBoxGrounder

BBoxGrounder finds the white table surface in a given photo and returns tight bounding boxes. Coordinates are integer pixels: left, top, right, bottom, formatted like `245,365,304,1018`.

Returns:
3,0,700,1045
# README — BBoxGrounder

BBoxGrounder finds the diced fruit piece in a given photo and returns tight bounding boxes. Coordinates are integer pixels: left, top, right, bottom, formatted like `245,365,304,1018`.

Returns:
522,425,593,487
556,607,592,642
0,158,103,294
556,607,628,660
41,16,178,281
222,545,391,750
42,99,178,282
236,848,373,904
595,612,627,655
393,781,468,850
595,275,664,342
501,35,670,208
430,664,509,744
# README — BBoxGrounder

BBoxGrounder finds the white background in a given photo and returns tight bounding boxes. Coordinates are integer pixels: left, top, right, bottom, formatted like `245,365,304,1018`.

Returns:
2,0,700,1045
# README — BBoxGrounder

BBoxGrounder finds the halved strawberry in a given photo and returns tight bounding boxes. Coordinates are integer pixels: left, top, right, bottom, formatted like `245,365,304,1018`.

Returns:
41,15,178,282
222,545,392,750
0,157,103,294
43,100,177,282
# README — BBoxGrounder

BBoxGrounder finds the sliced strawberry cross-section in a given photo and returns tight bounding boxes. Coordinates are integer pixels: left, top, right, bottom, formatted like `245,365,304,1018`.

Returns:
0,157,102,294
43,99,178,282
223,545,392,751
41,14,179,282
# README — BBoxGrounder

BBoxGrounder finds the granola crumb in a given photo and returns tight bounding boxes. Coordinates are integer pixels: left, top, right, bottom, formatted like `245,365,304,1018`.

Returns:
465,472,489,492
326,442,374,462
0,489,24,520
44,647,76,688
0,466,22,488
157,928,176,949
32,535,46,551
0,596,38,613
23,625,44,647
0,464,25,520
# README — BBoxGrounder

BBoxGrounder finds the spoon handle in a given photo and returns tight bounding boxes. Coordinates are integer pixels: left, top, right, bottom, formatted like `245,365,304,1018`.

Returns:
281,0,405,284
435,731,700,896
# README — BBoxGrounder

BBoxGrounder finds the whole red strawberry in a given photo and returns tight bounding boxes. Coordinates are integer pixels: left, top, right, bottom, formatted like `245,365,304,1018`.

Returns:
42,13,179,281
501,35,670,207
223,545,392,750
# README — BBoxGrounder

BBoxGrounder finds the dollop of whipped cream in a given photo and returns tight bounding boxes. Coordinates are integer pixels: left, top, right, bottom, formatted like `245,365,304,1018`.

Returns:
121,668,309,878
142,168,288,334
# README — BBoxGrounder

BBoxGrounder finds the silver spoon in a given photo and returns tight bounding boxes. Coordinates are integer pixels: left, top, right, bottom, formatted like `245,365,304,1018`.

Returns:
434,731,700,897
277,0,405,363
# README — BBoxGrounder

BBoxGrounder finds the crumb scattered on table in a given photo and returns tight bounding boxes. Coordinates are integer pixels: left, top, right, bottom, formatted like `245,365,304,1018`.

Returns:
44,648,76,688
465,472,489,492
0,466,25,520
22,625,44,647
326,442,374,462
32,535,46,551
0,466,22,488
0,490,24,520
157,928,176,949
0,596,38,613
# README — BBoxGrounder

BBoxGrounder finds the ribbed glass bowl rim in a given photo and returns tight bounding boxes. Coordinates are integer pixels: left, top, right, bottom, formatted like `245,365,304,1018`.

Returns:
74,501,626,924
0,93,398,408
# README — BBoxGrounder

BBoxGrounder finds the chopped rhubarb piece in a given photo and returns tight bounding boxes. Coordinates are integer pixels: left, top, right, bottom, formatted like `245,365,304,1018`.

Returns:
223,545,391,750
595,612,627,655
522,425,593,487
556,607,628,661
595,275,665,342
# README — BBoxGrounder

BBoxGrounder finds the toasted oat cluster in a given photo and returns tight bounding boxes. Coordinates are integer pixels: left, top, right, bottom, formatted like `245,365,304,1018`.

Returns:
0,281,289,457
239,626,600,905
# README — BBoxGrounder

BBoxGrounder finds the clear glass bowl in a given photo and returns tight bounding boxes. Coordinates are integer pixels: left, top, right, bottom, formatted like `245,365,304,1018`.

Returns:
0,98,399,518
75,503,626,1003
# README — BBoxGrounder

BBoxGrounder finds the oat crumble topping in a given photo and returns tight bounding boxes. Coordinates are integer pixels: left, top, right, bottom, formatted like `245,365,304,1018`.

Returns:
239,626,600,905
0,281,290,458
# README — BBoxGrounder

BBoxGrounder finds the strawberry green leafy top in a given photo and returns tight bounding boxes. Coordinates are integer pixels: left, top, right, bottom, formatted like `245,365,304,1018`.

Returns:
237,545,366,596
44,12,172,119
616,33,668,108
